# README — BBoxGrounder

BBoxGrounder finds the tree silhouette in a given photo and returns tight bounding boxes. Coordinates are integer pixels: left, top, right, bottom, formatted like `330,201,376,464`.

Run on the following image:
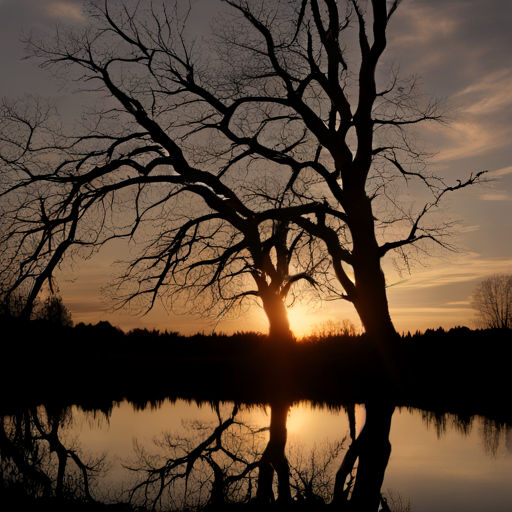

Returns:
0,95,328,342
122,404,265,510
123,401,398,511
471,273,512,330
0,1,484,349
33,281,74,327
108,215,330,342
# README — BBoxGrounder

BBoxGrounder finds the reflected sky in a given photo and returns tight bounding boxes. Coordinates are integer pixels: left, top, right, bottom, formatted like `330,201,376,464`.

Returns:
387,408,512,511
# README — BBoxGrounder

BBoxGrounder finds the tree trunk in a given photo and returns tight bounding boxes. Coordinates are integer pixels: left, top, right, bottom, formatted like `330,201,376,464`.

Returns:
342,190,406,389
256,401,292,505
260,290,295,345
349,403,394,511
352,256,397,343
347,193,399,345
352,254,403,388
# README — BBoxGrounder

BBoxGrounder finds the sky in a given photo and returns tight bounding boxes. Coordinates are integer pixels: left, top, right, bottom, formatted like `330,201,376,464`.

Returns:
1,0,511,337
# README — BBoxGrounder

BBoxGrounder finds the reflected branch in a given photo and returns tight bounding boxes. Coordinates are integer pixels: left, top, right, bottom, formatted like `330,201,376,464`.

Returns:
0,405,108,503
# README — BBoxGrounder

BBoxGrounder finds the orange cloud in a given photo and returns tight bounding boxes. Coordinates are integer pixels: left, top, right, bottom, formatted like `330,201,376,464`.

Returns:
429,71,512,162
390,4,459,46
44,1,84,21
479,192,510,201
454,69,512,115
387,253,512,290
489,166,512,178
430,120,509,162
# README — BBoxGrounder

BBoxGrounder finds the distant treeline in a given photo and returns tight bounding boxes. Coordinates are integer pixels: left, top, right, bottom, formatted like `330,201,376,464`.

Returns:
2,316,511,420
2,315,510,357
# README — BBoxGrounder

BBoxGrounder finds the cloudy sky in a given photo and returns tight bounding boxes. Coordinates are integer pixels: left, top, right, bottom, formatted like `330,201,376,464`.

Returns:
1,0,511,336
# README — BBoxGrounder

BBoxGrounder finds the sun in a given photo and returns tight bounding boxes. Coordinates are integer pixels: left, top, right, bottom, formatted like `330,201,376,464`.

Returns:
287,306,315,339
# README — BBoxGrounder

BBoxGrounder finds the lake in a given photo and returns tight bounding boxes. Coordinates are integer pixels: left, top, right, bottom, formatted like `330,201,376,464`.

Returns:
3,398,511,511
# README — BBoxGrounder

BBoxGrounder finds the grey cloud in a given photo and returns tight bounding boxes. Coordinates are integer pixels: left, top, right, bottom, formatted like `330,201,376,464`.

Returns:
0,0,84,97
389,0,512,97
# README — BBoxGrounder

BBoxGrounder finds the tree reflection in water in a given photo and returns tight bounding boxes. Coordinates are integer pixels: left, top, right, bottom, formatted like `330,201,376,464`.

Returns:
123,403,264,510
0,405,108,503
5,401,510,511
419,409,512,458
123,401,396,511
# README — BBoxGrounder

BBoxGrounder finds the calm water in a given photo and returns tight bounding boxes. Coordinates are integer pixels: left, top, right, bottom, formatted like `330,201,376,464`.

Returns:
3,399,512,511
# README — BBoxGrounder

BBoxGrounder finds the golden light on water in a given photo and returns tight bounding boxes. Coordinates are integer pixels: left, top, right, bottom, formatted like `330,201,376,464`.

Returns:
286,405,310,436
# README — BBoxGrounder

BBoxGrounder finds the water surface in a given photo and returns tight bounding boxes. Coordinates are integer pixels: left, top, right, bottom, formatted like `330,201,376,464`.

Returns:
43,399,512,511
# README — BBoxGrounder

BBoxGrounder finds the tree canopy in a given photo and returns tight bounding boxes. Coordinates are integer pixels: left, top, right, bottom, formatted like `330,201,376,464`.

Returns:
0,0,484,344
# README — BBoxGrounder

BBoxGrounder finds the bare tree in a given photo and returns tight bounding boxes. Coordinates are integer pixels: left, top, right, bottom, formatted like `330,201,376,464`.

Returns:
0,96,326,342
470,274,512,330
108,211,330,342
0,0,484,350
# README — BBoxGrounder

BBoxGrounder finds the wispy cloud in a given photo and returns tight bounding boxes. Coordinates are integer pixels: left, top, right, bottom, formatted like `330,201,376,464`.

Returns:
459,225,480,233
390,4,459,46
390,306,470,314
389,253,512,290
44,1,84,21
64,296,108,315
387,3,466,72
438,126,508,162
488,166,512,178
480,192,511,201
431,70,512,162
454,69,512,115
